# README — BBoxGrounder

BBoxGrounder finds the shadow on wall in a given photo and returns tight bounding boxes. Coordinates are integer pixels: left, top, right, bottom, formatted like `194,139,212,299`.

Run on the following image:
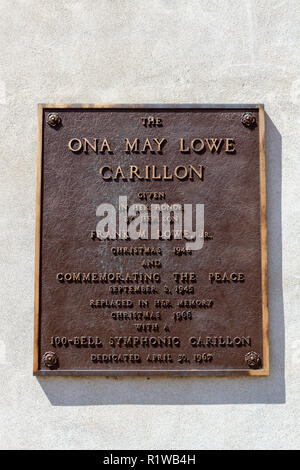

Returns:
37,112,285,405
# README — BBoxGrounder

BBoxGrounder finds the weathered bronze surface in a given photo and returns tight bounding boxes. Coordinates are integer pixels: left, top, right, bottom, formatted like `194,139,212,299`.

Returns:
34,105,269,376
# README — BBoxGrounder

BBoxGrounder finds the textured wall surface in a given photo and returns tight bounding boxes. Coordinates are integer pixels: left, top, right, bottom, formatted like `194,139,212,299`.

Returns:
0,0,299,450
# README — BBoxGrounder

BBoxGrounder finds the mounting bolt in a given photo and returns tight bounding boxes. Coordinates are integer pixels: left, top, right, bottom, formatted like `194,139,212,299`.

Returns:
42,351,59,369
47,113,61,128
245,351,261,369
241,112,256,128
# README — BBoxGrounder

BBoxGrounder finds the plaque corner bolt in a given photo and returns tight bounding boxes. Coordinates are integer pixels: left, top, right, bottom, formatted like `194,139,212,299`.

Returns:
241,112,256,128
47,113,62,128
42,351,59,369
245,351,261,369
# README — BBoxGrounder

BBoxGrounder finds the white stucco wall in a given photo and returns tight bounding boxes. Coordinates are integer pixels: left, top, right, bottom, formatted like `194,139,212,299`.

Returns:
0,0,299,450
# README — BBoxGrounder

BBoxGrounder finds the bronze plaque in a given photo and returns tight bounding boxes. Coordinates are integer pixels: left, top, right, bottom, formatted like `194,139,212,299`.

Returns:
34,105,269,376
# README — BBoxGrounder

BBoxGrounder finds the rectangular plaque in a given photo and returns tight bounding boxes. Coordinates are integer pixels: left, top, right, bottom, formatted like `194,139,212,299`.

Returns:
34,104,269,376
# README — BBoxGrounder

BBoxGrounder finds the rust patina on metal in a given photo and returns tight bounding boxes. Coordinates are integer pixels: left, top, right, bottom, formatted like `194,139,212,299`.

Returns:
34,105,269,376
